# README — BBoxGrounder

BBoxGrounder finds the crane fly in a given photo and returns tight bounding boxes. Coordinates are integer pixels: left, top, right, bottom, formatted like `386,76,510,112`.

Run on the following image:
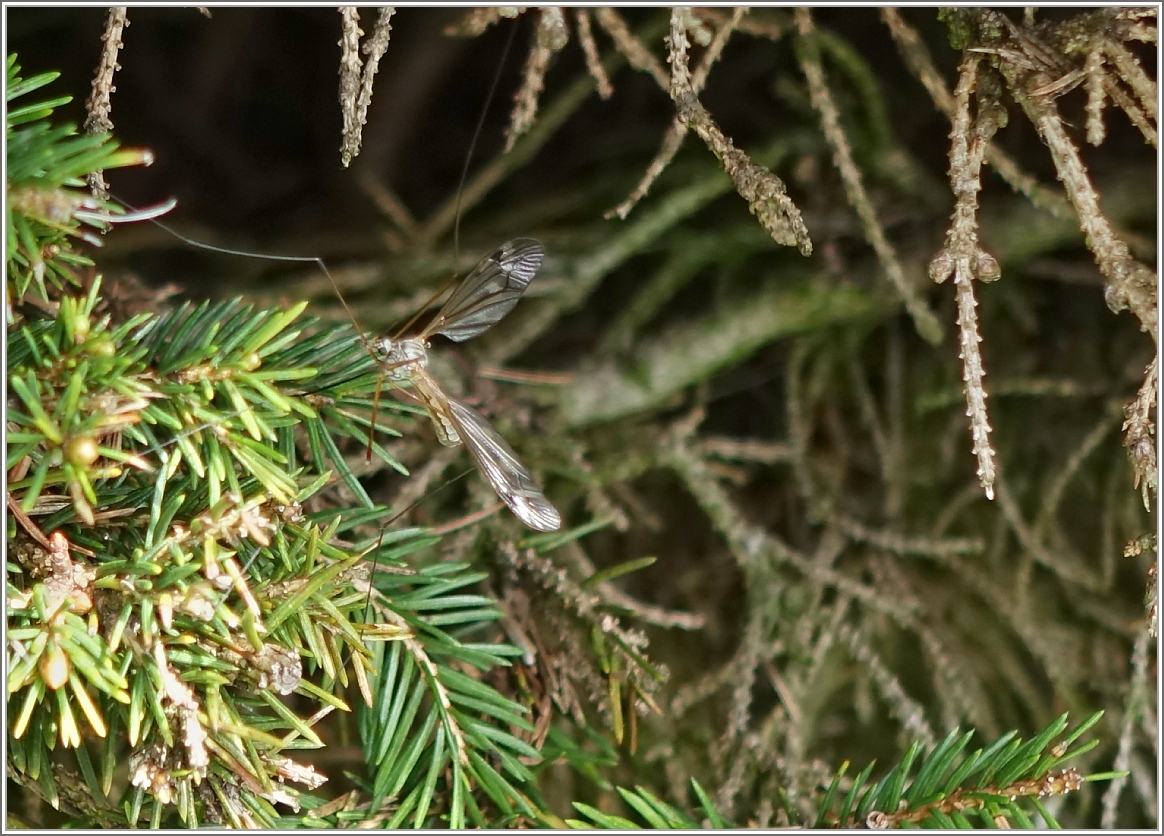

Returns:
364,238,561,532
101,211,561,532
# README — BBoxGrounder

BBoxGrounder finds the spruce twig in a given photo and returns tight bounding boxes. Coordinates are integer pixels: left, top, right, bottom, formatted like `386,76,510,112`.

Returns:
4,59,576,827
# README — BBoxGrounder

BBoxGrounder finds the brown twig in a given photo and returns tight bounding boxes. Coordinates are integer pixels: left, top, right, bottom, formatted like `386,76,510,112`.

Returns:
505,8,569,152
593,7,668,88
881,8,1075,221
966,10,1159,343
607,7,748,220
85,6,129,198
667,9,811,255
574,10,612,100
338,8,363,164
339,7,396,167
929,54,1005,500
1122,355,1158,510
794,8,943,345
443,6,509,38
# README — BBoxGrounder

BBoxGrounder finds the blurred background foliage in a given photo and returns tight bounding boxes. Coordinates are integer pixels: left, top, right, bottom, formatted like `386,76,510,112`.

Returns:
6,6,1156,829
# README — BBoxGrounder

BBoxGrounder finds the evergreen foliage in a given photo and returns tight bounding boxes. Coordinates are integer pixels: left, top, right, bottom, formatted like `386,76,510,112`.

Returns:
5,8,1147,827
4,57,561,827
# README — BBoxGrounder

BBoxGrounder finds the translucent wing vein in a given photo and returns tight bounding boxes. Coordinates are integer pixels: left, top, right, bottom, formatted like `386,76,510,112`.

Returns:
424,238,544,343
445,396,561,532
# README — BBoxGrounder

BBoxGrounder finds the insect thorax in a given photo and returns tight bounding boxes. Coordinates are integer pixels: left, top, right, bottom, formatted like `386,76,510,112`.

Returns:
372,336,428,382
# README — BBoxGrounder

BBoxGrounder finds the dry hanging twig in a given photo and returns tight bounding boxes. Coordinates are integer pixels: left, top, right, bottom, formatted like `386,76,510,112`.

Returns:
970,10,1157,342
574,9,613,101
505,8,570,152
1122,355,1157,510
928,54,1004,500
881,8,1075,221
593,6,668,87
607,7,747,220
338,7,395,167
85,7,129,198
794,7,943,345
667,9,811,255
443,6,511,38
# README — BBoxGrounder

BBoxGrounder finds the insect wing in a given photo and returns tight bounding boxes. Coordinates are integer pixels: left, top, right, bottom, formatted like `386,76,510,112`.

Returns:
426,238,545,343
445,397,561,532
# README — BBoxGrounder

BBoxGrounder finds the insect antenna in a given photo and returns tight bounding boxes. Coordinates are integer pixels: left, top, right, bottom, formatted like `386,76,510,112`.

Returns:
451,14,522,269
110,195,369,346
374,15,522,347
111,192,416,465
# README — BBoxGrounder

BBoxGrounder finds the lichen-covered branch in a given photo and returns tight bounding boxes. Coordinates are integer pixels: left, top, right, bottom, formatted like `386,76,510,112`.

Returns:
929,54,1005,500
338,7,395,167
84,6,129,197
667,9,812,255
505,8,569,151
794,7,943,345
607,7,749,219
